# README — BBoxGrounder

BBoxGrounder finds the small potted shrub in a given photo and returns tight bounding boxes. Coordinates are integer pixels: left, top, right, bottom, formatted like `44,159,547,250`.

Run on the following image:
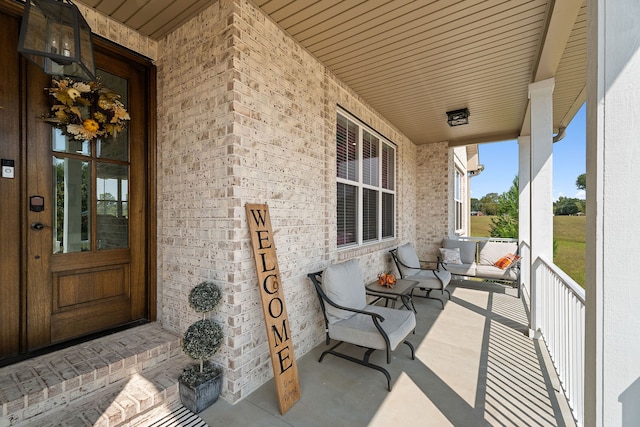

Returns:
179,281,224,414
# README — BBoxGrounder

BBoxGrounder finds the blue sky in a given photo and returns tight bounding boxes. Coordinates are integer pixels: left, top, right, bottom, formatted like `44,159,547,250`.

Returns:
471,104,586,201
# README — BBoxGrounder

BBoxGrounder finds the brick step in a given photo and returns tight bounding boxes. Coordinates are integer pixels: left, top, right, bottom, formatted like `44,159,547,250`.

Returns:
28,353,191,427
0,323,186,426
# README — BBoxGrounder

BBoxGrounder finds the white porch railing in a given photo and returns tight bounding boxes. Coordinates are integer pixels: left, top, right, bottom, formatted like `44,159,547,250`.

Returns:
454,236,518,243
536,255,585,427
452,237,583,424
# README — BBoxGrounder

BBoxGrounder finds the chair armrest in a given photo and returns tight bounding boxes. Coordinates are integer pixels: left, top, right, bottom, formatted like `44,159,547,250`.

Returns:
506,258,521,272
435,256,449,271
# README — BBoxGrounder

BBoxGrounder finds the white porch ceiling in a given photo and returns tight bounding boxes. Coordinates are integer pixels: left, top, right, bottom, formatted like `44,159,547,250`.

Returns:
78,0,587,146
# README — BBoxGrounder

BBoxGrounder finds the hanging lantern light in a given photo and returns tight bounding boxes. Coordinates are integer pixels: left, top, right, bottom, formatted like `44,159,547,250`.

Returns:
18,0,96,81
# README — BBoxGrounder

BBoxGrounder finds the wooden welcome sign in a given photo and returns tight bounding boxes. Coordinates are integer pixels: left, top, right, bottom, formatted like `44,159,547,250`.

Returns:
245,203,301,414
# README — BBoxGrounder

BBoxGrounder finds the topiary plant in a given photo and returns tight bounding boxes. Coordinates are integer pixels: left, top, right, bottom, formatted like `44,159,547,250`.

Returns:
179,281,223,387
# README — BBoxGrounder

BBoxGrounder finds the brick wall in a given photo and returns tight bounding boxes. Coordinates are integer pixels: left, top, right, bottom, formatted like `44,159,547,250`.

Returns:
152,0,435,403
414,144,470,260
415,142,450,260
76,4,158,61
156,0,239,397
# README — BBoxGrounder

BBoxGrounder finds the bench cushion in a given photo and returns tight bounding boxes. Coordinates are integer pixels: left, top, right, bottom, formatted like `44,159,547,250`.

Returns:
442,239,477,264
475,264,518,281
322,259,367,324
478,241,518,266
443,262,477,277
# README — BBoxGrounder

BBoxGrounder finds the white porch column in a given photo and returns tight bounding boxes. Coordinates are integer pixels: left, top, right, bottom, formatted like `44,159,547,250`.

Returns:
518,136,531,300
528,78,554,338
585,0,640,425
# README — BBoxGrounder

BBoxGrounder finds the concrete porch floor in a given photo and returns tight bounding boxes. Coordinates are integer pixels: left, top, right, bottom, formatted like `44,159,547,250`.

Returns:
199,279,576,427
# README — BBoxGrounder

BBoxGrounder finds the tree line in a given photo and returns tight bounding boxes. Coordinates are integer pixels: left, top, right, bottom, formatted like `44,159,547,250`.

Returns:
472,173,586,238
472,173,586,217
556,173,586,215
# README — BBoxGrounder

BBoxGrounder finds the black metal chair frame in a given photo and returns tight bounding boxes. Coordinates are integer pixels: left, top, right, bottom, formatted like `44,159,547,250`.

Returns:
307,271,415,391
389,249,451,309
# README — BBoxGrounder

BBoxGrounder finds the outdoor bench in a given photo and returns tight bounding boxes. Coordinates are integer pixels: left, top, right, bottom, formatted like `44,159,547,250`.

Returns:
438,238,521,297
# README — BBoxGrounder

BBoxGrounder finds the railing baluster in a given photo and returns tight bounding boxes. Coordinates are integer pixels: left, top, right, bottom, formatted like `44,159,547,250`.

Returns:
534,256,585,427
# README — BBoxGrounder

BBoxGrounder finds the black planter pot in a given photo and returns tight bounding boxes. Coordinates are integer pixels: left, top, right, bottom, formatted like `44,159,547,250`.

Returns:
179,370,223,414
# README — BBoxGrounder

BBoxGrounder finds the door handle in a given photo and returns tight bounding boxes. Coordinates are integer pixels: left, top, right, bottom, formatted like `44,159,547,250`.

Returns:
31,222,45,231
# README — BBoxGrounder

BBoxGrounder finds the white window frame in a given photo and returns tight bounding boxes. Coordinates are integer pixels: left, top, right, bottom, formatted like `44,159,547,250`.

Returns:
454,167,464,233
336,108,396,248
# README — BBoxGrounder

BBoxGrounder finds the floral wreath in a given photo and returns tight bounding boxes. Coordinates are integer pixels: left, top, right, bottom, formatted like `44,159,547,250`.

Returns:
45,77,130,142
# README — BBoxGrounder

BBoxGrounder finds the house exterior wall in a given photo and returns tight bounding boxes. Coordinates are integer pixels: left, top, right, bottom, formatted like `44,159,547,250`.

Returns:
155,0,422,402
156,0,242,399
75,4,158,61
415,142,450,261
1,0,464,405
69,0,457,404
414,144,469,261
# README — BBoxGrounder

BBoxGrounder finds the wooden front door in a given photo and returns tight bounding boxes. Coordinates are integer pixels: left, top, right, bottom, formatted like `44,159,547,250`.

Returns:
0,6,155,362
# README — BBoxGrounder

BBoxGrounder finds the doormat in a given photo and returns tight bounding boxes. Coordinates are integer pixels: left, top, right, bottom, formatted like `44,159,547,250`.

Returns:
147,406,208,427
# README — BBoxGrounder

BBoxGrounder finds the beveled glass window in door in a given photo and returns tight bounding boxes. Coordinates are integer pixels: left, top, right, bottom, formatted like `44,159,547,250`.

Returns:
52,69,130,254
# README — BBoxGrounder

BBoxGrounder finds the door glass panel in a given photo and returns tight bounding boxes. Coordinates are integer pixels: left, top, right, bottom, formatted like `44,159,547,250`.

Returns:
53,156,90,253
96,69,128,161
52,128,90,155
97,163,128,250
51,69,130,254
98,133,128,161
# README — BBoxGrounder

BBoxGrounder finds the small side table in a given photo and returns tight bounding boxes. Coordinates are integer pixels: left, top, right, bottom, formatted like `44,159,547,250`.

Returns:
365,278,419,312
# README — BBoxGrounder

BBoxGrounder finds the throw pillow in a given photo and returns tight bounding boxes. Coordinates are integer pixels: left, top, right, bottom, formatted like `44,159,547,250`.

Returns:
439,247,462,264
493,253,521,270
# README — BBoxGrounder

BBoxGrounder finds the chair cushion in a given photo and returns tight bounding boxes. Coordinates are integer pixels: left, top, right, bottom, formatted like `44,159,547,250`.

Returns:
412,269,451,290
328,305,416,351
439,247,462,264
442,239,477,264
322,259,367,324
396,243,421,277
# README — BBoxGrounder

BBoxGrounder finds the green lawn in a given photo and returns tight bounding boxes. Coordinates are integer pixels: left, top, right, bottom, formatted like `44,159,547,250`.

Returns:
553,216,586,286
470,215,494,237
470,215,585,287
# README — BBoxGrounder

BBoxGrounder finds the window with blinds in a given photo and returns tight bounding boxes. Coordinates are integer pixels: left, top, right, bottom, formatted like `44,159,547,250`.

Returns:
336,109,396,247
